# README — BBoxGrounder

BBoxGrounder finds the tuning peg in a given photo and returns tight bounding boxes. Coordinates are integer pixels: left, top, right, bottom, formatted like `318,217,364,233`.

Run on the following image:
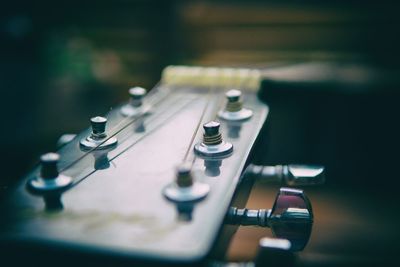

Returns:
27,153,73,210
194,121,233,157
226,187,313,251
80,116,117,150
121,86,147,117
163,163,210,202
218,89,253,121
56,134,76,148
245,164,325,186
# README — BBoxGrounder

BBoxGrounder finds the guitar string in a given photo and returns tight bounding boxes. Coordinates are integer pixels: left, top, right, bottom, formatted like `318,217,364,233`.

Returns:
70,94,199,187
183,71,254,167
192,71,251,166
182,70,225,166
58,81,168,173
182,87,213,163
59,68,253,174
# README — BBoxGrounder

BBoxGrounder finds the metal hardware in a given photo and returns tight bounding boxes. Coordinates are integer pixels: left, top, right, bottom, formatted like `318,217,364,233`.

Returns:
226,187,313,251
28,153,73,193
218,90,253,121
27,153,73,211
163,163,210,202
56,134,76,148
245,164,325,186
120,86,147,117
254,237,294,267
80,116,117,150
194,121,233,157
209,238,293,267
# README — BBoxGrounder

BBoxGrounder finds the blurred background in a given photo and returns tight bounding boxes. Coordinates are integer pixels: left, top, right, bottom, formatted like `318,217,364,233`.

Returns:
1,0,400,265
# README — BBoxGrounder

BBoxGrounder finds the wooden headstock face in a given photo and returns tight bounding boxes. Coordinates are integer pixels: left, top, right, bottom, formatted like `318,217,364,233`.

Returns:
0,66,270,265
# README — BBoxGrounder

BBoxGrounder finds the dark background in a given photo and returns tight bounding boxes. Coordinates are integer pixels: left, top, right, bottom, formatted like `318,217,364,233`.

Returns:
1,0,400,265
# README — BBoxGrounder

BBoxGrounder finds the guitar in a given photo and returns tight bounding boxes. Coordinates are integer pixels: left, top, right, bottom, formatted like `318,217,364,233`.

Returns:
0,66,324,266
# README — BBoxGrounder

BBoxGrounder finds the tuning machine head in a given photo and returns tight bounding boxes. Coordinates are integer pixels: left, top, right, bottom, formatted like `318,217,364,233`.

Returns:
27,153,73,211
121,86,147,117
246,164,325,186
268,187,313,251
218,89,253,121
283,164,325,186
194,121,233,158
80,116,117,150
227,187,313,251
163,163,210,202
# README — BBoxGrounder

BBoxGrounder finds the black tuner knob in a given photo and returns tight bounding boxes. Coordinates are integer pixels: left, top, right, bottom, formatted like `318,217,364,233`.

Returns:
226,187,313,251
90,116,107,137
40,153,60,179
203,121,221,137
245,164,325,186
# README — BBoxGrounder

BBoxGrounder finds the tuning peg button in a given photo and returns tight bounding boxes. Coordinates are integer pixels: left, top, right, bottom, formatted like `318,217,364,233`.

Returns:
163,163,210,202
245,164,325,186
80,116,117,150
218,89,253,121
56,134,76,148
203,121,221,138
40,153,60,179
129,87,146,105
121,86,147,116
194,121,233,157
226,89,241,103
91,116,107,136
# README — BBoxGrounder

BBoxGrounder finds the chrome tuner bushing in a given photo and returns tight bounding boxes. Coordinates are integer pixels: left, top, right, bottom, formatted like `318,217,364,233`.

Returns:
80,116,117,150
120,86,147,117
194,121,233,157
218,89,253,121
163,163,210,202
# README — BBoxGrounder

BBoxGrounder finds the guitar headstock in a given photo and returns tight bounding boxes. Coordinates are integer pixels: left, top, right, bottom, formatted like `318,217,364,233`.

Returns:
0,66,322,266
